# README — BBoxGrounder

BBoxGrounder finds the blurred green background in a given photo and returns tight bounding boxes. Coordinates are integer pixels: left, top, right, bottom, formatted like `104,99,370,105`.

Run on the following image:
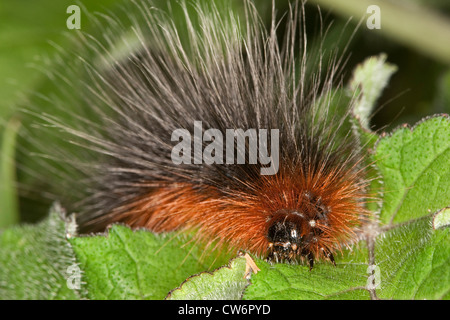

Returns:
1,0,450,227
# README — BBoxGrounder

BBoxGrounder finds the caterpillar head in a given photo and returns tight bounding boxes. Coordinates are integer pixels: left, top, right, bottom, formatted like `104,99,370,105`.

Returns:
265,201,336,270
266,212,304,260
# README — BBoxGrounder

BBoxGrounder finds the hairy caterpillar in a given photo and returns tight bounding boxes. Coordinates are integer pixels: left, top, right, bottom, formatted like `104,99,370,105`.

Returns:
25,0,372,270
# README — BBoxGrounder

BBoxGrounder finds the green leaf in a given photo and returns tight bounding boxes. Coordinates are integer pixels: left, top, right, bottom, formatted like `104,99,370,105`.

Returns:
0,204,81,299
69,225,232,300
374,115,450,224
369,115,450,299
242,246,370,300
166,255,250,300
375,216,450,299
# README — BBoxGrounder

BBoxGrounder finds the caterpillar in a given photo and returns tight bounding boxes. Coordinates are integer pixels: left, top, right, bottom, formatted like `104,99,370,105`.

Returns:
25,0,371,270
